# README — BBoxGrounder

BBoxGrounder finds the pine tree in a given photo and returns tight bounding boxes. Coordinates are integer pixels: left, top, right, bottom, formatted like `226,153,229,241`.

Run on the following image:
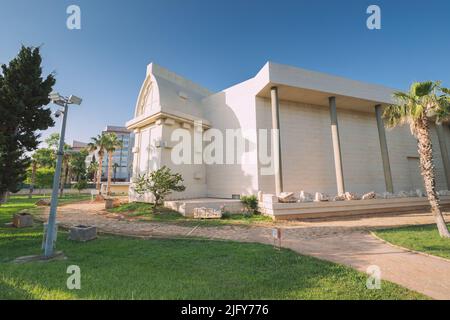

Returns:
0,46,56,203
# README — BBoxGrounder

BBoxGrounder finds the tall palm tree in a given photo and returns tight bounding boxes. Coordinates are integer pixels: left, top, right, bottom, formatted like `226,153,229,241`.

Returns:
384,81,450,238
59,144,72,197
88,134,108,192
112,162,120,182
103,133,123,195
87,161,99,184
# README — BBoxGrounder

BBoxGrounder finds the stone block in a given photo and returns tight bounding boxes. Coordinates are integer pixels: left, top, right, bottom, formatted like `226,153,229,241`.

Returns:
298,191,313,203
396,191,410,198
263,194,278,204
278,192,296,203
68,225,97,242
314,192,329,202
193,208,222,219
105,198,120,209
361,191,376,200
12,212,33,228
333,194,346,201
35,199,51,206
344,192,361,200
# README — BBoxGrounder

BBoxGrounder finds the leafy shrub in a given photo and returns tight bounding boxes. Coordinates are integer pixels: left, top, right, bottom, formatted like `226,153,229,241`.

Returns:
132,166,186,207
73,179,88,193
221,211,232,219
26,167,55,189
240,195,259,214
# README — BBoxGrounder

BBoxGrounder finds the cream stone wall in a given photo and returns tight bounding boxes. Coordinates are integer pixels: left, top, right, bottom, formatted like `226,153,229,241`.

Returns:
385,124,448,193
431,124,448,191
203,79,260,198
256,98,449,196
257,98,337,195
162,121,207,199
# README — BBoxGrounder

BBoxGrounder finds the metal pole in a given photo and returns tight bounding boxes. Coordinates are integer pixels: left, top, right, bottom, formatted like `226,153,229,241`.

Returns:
44,102,69,257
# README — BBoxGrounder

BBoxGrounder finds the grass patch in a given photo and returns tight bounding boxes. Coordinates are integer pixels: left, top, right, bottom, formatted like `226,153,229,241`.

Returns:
0,194,90,225
108,202,273,226
375,223,450,260
108,202,188,221
0,196,426,300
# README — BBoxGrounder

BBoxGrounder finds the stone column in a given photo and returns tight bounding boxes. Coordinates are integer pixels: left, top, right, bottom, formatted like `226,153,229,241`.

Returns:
435,123,450,189
271,86,283,195
329,97,345,195
375,105,394,193
133,128,141,177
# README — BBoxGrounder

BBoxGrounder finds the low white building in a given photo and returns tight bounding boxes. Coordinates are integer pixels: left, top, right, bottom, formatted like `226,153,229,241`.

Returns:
126,62,450,204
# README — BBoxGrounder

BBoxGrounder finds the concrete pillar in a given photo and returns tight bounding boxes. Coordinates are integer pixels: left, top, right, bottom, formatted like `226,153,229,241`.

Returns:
435,123,450,189
375,105,394,193
271,86,283,195
329,97,345,195
133,128,141,177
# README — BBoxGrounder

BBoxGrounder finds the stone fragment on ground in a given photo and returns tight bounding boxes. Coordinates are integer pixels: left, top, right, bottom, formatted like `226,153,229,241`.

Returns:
344,192,360,200
35,199,51,206
298,191,313,203
333,194,346,201
193,207,222,219
314,192,329,202
362,191,376,200
278,192,296,203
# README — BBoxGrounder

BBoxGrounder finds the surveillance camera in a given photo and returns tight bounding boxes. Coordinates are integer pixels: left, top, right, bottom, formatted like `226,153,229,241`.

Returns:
54,110,63,118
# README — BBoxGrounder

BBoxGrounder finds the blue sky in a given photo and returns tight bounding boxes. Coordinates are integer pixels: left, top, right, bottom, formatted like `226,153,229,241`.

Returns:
1,0,449,145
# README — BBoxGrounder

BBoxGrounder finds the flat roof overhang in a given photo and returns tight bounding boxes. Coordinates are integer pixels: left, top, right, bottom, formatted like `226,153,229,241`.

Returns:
255,62,397,113
256,84,391,113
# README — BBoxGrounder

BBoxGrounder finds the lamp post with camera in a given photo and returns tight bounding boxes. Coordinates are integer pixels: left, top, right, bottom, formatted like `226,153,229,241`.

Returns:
43,92,82,258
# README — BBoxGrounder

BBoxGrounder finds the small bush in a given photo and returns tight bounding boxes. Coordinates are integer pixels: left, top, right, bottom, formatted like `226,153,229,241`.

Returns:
242,210,253,218
131,166,186,207
221,211,232,219
240,195,258,214
73,180,88,193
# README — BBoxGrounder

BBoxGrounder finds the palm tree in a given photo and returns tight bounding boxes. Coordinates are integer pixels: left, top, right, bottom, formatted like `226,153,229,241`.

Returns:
384,81,450,238
112,163,120,182
103,133,123,195
87,161,99,184
88,134,108,192
59,144,72,197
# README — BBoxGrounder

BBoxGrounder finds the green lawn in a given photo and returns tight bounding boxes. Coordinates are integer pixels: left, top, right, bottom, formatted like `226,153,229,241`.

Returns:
108,202,273,227
0,196,426,300
375,223,450,260
0,194,90,218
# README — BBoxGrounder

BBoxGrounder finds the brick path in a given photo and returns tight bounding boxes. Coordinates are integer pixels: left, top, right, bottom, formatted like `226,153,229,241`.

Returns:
39,201,450,299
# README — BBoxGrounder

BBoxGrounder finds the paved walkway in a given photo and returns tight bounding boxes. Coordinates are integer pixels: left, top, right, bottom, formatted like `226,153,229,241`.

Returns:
39,201,450,300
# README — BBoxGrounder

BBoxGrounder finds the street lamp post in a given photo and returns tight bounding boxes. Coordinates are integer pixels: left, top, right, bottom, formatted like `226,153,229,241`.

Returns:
44,92,82,258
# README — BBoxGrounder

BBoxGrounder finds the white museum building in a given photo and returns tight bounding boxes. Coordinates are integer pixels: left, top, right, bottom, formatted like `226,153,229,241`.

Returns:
126,62,450,219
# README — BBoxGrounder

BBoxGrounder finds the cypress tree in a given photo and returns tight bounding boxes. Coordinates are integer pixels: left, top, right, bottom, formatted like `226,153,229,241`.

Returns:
0,46,56,202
